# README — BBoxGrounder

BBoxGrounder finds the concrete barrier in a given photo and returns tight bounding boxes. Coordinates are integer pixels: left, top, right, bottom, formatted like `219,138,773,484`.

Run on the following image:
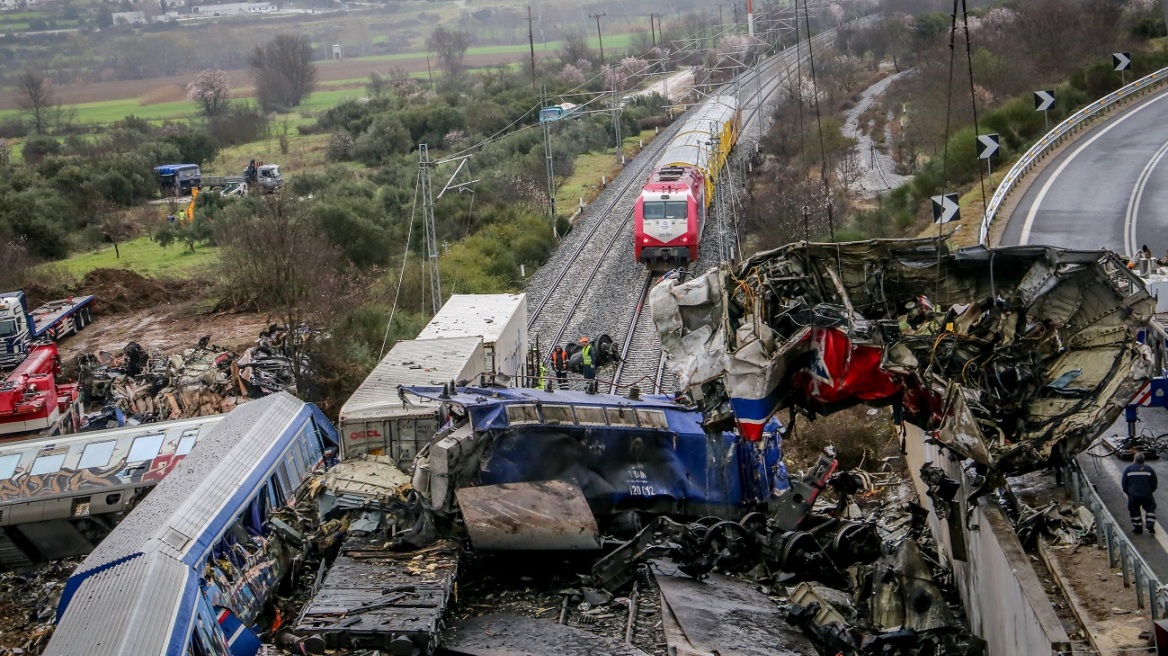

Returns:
903,423,1071,655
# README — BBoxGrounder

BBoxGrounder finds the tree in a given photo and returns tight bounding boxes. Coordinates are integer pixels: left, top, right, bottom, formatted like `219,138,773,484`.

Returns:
186,69,233,117
559,29,593,66
249,34,318,111
427,27,473,80
17,68,55,135
216,196,347,393
97,4,113,28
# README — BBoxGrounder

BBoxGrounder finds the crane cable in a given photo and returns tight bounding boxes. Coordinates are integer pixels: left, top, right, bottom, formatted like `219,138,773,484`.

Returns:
798,0,834,241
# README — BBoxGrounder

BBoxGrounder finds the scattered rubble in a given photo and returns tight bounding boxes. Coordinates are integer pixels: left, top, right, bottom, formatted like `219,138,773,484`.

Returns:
70,324,309,423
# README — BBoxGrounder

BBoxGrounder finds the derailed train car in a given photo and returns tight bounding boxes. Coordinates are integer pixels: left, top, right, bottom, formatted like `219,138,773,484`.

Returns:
0,415,224,568
46,393,338,656
407,386,792,544
634,95,740,267
652,238,1156,480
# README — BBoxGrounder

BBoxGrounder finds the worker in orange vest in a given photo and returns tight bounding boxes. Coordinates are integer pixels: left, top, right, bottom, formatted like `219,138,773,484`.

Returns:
551,345,568,390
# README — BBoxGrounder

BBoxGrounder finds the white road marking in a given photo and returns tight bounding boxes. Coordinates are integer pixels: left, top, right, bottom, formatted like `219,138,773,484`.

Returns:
1019,91,1168,245
1124,137,1168,258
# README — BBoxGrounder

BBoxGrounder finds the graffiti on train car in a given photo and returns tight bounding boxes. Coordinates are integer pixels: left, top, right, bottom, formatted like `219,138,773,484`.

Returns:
0,464,124,502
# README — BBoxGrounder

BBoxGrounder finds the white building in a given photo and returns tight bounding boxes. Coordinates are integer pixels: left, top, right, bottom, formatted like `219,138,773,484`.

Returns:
190,2,276,16
112,10,147,23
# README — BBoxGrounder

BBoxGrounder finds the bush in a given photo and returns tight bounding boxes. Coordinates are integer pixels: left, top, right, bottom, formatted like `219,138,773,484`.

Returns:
0,118,28,139
209,103,269,146
327,133,356,162
355,115,411,165
21,134,61,164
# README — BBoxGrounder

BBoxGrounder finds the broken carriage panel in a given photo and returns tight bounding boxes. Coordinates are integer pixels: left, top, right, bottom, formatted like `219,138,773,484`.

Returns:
404,386,789,523
0,415,224,568
652,238,1155,476
46,393,339,656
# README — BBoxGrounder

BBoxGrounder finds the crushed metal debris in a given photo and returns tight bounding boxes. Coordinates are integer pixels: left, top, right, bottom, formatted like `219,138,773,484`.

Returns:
653,239,1154,488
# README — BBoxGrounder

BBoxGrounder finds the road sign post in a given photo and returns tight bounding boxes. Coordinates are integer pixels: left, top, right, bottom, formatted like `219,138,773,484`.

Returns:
977,133,1000,178
1114,52,1131,86
1034,90,1054,131
931,193,960,224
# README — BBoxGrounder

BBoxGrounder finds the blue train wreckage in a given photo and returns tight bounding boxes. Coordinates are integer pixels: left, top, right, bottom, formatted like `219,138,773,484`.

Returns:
406,387,794,538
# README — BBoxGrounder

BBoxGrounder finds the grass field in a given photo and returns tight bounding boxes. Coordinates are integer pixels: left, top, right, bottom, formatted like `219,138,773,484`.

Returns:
556,128,656,215
0,30,634,128
51,235,220,279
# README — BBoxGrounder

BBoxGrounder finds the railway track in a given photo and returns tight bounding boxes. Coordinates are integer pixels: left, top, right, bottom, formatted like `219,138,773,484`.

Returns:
527,20,873,393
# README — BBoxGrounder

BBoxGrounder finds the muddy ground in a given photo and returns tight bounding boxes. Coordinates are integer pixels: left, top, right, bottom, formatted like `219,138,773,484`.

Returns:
44,268,270,362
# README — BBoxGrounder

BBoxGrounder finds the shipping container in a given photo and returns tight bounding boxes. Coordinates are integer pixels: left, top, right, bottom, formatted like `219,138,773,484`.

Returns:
338,336,486,462
416,294,527,385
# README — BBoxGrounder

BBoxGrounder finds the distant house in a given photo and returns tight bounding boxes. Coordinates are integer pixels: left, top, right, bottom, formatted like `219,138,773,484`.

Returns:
190,2,276,16
112,10,147,23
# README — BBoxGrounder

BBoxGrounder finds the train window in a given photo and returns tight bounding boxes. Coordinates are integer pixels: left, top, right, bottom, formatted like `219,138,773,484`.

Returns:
665,202,688,219
176,430,198,456
0,454,20,479
635,409,669,430
606,406,638,427
575,406,607,426
286,448,306,480
506,404,540,425
78,440,117,468
542,404,575,425
30,453,66,475
127,434,165,462
276,462,292,496
642,202,665,220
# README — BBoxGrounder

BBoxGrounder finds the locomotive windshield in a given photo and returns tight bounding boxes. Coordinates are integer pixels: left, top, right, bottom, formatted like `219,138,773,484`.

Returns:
642,201,688,220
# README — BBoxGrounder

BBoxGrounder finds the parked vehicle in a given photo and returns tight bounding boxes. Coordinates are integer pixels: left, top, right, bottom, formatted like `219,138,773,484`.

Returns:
0,291,96,369
153,164,202,196
539,102,581,123
0,342,82,438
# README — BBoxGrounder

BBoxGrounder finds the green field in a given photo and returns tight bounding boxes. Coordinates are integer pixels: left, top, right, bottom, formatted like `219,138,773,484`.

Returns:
50,235,220,279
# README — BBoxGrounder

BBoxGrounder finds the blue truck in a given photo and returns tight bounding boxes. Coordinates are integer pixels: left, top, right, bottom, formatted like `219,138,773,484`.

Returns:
0,291,97,368
153,163,202,196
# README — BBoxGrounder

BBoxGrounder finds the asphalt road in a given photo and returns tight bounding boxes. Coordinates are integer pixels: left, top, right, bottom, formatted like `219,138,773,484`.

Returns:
997,87,1168,257
996,85,1168,579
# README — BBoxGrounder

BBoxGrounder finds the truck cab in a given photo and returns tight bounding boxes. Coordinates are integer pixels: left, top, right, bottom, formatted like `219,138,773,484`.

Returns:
0,291,95,369
153,164,202,196
0,293,32,368
256,164,282,192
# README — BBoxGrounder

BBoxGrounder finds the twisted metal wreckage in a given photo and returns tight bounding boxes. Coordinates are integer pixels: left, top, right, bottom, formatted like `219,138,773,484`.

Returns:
651,237,1156,488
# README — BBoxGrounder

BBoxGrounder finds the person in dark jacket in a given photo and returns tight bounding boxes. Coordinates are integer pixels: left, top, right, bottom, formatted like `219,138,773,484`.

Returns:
1123,452,1158,534
551,346,568,390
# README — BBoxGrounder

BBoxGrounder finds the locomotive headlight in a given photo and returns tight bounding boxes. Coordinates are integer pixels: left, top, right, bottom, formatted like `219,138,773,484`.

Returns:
643,238,650,244
681,236,688,243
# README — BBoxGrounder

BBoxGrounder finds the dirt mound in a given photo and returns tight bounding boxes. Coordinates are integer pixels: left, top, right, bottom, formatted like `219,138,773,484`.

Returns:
80,268,203,315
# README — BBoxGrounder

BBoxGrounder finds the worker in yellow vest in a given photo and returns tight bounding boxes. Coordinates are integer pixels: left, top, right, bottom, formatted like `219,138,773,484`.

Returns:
580,336,595,391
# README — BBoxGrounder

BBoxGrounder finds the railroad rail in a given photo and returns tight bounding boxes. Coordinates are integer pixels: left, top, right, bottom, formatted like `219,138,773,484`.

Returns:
527,21,869,393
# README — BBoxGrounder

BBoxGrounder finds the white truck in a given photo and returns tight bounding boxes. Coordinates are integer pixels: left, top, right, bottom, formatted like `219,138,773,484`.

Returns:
337,294,528,462
338,336,486,463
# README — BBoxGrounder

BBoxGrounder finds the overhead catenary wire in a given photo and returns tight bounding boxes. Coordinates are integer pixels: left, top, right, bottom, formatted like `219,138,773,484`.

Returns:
378,169,422,360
